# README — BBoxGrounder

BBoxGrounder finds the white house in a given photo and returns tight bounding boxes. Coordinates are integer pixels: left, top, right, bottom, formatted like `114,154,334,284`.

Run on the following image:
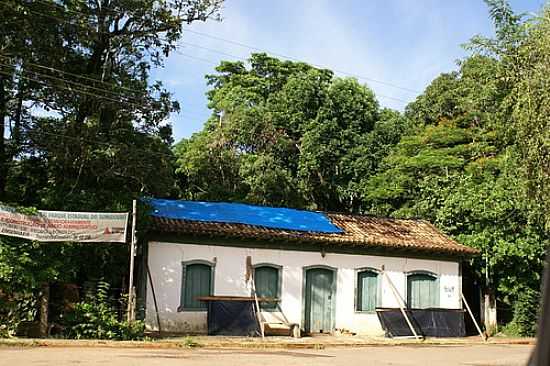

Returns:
140,199,478,336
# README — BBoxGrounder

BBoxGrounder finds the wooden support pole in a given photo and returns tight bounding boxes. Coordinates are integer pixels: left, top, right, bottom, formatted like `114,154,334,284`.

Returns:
382,269,421,340
246,256,264,339
127,200,137,322
146,263,162,334
250,272,265,339
461,292,486,341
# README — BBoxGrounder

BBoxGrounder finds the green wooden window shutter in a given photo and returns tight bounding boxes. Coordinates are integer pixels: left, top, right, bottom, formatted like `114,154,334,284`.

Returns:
357,271,378,311
254,266,279,310
407,273,439,309
183,263,212,310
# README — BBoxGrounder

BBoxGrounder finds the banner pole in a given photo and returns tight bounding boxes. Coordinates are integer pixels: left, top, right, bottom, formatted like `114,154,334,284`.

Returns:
127,199,137,322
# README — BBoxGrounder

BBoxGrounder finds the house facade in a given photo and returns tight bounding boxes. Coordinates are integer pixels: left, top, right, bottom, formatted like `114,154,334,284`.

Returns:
141,199,478,335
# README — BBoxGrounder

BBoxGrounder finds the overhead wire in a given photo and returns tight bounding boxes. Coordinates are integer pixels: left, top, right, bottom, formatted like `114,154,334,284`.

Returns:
23,129,178,160
0,54,146,98
0,61,147,105
0,59,211,120
182,28,422,95
4,0,415,131
0,66,143,107
0,66,210,126
169,45,410,104
19,0,421,98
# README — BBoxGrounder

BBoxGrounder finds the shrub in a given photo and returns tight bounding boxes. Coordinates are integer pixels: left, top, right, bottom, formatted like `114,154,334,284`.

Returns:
503,287,540,337
0,324,9,338
0,292,37,337
63,281,144,340
180,335,199,348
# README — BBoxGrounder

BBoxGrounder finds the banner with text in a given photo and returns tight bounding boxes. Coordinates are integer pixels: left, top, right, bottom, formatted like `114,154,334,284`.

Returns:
0,205,129,243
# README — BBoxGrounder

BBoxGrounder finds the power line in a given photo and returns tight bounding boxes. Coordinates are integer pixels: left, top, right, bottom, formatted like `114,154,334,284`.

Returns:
182,28,421,94
7,2,413,112
0,54,145,97
0,61,147,105
169,49,410,104
0,55,210,119
178,41,248,62
0,67,209,127
0,67,141,108
19,0,420,97
25,129,177,160
0,67,209,128
172,50,219,66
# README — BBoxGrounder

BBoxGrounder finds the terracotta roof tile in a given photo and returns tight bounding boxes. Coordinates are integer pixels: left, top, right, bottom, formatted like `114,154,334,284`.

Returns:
150,212,479,257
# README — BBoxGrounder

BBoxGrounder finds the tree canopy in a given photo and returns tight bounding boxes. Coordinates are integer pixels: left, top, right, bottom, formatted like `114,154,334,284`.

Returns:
175,53,409,212
174,1,550,336
0,0,222,334
0,0,549,338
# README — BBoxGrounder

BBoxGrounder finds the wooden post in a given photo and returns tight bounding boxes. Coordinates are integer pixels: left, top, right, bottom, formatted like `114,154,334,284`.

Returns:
246,256,264,339
461,292,486,341
39,283,49,338
251,276,265,339
146,263,162,334
382,269,421,340
127,200,137,322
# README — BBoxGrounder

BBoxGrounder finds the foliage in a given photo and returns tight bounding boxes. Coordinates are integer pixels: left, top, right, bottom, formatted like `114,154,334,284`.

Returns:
365,1,550,336
173,2,550,336
0,0,547,339
504,7,550,230
180,335,200,348
501,287,541,337
64,281,144,340
0,324,8,338
175,54,409,211
0,0,223,336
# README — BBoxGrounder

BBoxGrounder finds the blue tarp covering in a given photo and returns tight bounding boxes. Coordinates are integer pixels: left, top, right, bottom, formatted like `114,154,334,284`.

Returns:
145,198,343,233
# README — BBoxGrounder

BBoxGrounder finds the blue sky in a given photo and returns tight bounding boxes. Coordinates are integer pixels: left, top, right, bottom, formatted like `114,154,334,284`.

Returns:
152,0,545,142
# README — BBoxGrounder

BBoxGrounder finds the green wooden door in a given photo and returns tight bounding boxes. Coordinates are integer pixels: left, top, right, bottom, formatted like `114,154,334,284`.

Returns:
305,268,335,333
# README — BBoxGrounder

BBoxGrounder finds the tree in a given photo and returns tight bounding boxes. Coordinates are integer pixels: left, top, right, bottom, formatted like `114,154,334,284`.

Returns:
365,4,550,334
0,0,223,207
0,0,223,334
505,7,550,229
175,53,407,211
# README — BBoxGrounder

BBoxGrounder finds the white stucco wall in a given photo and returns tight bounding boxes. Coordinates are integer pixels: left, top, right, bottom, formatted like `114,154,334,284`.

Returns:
145,241,461,335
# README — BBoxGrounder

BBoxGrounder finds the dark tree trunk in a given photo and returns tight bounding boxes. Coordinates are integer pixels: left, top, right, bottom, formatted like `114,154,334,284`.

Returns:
75,35,108,128
529,256,550,366
12,79,23,148
0,74,7,200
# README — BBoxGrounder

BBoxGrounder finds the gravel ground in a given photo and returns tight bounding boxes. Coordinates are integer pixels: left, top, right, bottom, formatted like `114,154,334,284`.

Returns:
0,344,533,366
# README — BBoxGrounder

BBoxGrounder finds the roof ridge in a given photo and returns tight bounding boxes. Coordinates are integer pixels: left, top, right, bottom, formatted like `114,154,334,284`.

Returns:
325,212,427,222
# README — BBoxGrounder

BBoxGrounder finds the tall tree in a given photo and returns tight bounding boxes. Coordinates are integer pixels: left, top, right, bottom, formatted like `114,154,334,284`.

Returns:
365,2,550,335
505,7,550,229
175,53,407,211
0,0,223,334
0,0,223,209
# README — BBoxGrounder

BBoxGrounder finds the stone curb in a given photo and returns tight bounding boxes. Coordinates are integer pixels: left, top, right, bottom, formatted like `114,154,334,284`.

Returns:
0,337,536,350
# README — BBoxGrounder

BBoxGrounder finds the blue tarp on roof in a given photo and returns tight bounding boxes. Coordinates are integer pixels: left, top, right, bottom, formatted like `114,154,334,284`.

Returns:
145,199,343,233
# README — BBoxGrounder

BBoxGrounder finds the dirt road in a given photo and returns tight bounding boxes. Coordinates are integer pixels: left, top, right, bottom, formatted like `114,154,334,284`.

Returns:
0,344,532,366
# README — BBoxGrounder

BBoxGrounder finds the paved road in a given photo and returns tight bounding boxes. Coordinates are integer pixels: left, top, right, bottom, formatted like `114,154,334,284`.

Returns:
0,344,532,366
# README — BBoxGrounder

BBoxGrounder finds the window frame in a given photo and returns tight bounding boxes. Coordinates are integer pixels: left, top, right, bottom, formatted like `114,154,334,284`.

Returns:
354,267,381,313
252,263,282,312
177,259,216,312
405,270,440,309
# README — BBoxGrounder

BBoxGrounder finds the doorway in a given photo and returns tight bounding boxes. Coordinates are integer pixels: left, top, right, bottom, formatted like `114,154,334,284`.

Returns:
304,266,336,334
